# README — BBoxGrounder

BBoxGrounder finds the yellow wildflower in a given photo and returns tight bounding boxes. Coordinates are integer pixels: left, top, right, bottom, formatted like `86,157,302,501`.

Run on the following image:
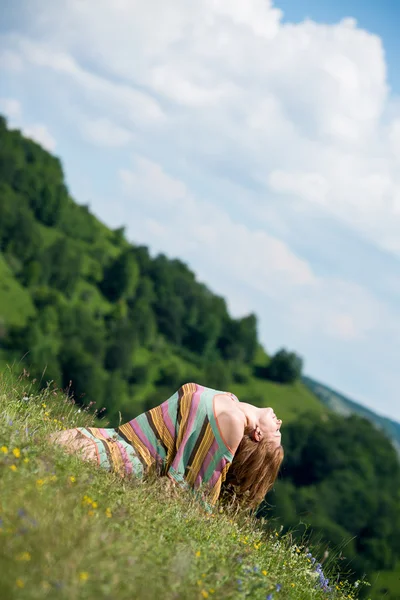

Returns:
12,448,21,458
23,457,29,464
87,510,95,517
36,479,45,486
9,465,17,472
201,591,209,599
92,502,98,509
69,476,76,483
16,579,24,588
44,412,49,417
291,583,295,588
16,552,31,561
197,580,202,586
209,589,215,595
105,507,112,518
42,403,46,408
262,570,268,576
79,571,89,582
1,446,8,454
195,551,201,558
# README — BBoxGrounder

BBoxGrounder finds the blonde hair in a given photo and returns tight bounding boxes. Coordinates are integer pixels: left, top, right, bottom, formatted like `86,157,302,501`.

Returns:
221,427,284,509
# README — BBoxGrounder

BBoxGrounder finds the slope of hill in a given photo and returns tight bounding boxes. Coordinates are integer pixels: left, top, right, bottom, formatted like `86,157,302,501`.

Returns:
0,114,323,423
1,115,400,599
303,376,400,456
0,372,366,600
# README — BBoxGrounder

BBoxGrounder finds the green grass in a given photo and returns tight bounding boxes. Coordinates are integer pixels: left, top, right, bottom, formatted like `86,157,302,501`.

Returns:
369,562,400,600
0,369,369,600
0,254,36,327
231,379,326,425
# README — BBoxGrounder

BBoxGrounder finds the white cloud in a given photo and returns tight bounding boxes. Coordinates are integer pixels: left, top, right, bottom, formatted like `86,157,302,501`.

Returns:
0,97,21,120
0,96,56,151
1,0,396,258
268,171,330,206
11,36,165,126
120,157,188,205
82,117,133,148
0,48,24,71
117,157,384,346
22,123,56,152
119,156,316,291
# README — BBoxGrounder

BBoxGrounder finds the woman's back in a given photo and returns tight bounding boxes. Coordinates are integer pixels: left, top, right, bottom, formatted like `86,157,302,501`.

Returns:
118,382,238,503
52,383,240,505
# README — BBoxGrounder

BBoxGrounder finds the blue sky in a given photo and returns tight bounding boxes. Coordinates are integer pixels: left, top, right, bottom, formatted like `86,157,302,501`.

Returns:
1,1,400,421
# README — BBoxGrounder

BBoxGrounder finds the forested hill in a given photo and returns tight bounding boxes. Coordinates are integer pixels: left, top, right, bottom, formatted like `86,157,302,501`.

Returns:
0,114,314,421
303,376,400,456
1,116,400,599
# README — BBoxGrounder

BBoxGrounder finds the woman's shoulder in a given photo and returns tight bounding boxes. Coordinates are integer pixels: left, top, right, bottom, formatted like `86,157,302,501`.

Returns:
213,392,245,455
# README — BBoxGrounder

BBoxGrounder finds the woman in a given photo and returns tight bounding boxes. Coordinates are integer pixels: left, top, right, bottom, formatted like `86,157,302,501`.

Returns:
51,382,284,508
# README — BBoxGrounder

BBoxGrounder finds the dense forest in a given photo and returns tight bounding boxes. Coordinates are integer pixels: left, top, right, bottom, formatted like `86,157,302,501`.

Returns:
0,116,399,597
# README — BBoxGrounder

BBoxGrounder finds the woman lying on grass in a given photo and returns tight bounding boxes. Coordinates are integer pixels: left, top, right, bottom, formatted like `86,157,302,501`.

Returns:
51,382,284,508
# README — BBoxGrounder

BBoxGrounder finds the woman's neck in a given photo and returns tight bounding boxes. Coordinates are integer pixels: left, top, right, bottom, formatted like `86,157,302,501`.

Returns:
237,402,258,430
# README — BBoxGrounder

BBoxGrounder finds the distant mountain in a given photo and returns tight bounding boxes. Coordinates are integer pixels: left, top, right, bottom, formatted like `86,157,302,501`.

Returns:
303,376,400,457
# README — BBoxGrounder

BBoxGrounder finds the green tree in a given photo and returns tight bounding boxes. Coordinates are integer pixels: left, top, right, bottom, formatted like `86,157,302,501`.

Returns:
104,317,137,374
42,238,83,296
101,250,140,302
6,207,42,266
60,341,106,407
58,305,106,362
264,348,303,384
102,370,129,421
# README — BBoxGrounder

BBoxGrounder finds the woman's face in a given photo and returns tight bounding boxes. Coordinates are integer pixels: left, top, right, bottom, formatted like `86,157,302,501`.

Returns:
258,407,282,445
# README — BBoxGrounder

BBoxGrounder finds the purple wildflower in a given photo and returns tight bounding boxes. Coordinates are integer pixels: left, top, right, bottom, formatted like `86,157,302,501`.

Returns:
267,595,273,600
276,583,281,592
16,527,29,536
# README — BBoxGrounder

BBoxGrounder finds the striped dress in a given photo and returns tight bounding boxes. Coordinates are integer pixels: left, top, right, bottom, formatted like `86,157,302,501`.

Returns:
54,383,238,505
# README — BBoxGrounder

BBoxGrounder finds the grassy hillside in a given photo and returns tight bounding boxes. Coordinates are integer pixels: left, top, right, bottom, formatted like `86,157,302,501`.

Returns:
0,369,368,600
1,116,398,599
369,562,400,600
